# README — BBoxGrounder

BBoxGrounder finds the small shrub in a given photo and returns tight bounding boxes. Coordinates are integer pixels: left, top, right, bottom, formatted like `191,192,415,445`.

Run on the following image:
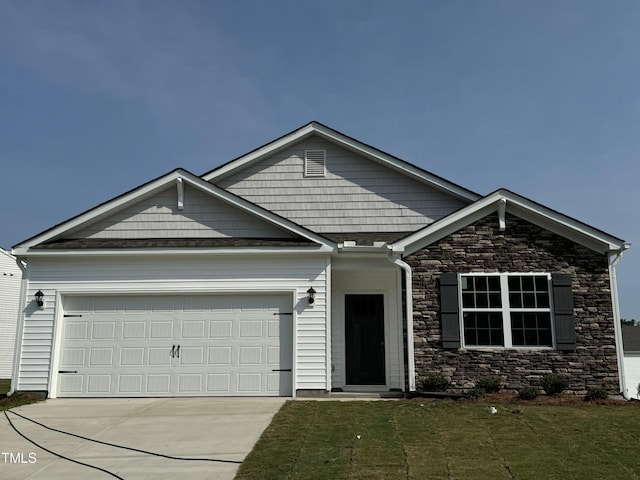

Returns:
518,386,540,400
540,374,569,396
465,386,486,399
585,386,609,401
419,373,451,392
475,376,503,393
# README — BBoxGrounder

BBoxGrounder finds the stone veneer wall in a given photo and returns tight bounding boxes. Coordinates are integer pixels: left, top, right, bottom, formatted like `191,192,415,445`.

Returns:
405,212,619,394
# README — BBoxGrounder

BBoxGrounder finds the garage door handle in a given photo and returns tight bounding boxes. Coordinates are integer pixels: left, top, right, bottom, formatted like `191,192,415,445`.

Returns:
170,345,176,358
59,370,78,374
272,369,292,372
175,345,180,358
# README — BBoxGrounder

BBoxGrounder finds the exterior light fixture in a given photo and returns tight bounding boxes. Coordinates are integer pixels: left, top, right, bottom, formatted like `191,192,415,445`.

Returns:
35,290,45,308
307,287,316,305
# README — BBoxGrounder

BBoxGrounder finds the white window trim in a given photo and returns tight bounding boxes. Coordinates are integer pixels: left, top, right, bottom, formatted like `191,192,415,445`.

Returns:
459,272,555,350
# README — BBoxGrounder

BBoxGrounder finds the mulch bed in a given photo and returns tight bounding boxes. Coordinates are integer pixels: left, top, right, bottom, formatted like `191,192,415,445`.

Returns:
407,391,640,407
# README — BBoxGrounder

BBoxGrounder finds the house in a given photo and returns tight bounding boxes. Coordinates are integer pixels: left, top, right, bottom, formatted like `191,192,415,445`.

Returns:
622,325,640,398
0,248,22,378
10,122,630,398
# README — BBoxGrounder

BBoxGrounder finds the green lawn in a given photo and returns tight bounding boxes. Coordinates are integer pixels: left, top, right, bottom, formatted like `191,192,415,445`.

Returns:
0,379,10,394
0,379,44,410
236,399,640,480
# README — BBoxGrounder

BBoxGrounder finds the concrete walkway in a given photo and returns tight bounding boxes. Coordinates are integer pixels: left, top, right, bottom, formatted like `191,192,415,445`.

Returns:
0,397,285,480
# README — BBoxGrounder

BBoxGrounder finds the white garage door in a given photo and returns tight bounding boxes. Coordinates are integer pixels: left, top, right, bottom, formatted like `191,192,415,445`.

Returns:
57,293,293,397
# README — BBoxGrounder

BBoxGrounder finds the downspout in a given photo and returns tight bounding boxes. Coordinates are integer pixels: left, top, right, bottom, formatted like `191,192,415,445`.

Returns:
387,252,416,392
609,246,629,398
10,256,28,396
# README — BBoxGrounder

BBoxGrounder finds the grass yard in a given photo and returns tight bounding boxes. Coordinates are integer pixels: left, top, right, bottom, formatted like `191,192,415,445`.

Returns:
0,379,44,410
236,398,640,480
0,379,10,394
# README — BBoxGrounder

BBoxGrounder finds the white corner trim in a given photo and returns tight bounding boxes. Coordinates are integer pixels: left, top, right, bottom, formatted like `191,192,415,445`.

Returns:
176,177,184,211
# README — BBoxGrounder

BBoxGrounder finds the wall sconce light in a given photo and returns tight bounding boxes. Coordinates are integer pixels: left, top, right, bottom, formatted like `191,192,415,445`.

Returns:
307,287,316,305
35,290,45,308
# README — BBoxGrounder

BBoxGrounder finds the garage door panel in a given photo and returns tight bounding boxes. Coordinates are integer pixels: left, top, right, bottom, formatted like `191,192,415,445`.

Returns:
65,322,89,340
208,346,232,365
178,373,203,393
150,321,173,339
122,322,146,339
91,322,116,340
59,374,83,394
182,321,205,338
88,375,111,393
210,320,232,338
59,293,293,397
146,374,171,393
89,348,113,366
207,374,230,393
238,346,263,365
180,347,204,365
62,348,86,367
148,347,172,366
121,347,144,366
119,374,144,394
238,373,261,392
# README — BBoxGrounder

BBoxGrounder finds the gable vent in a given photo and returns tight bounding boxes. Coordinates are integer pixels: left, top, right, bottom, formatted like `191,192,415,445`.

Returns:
304,150,326,177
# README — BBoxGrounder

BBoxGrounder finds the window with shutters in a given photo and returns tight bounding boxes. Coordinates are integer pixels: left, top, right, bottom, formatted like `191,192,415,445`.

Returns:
460,273,553,348
304,150,326,177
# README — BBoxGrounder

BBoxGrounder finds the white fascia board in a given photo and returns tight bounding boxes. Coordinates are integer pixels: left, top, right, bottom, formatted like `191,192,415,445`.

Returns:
13,171,187,250
396,190,627,256
12,246,334,257
204,122,480,202
309,124,480,202
203,124,317,181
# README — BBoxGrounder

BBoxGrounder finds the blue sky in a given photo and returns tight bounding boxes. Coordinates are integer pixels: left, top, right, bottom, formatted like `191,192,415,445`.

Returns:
1,1,638,319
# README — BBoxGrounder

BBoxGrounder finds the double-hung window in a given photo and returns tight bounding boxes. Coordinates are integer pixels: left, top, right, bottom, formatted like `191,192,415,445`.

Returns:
460,273,553,348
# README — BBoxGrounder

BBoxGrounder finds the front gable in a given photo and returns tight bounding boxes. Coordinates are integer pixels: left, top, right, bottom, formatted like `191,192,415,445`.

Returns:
395,189,628,256
68,183,296,240
205,122,480,234
13,169,334,254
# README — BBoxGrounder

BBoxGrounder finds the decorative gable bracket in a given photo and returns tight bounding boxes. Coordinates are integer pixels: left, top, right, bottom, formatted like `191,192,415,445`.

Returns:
176,177,184,211
498,198,507,231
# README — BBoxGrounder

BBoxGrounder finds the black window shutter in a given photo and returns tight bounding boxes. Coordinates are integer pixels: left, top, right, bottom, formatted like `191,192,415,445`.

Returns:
552,274,576,351
440,273,461,349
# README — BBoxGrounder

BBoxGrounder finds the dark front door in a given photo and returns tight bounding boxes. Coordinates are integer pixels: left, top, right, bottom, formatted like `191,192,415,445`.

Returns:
345,294,385,385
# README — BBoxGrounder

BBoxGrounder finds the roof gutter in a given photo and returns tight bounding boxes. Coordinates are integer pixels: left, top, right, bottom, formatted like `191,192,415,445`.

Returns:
609,243,630,399
9,257,28,397
387,252,416,393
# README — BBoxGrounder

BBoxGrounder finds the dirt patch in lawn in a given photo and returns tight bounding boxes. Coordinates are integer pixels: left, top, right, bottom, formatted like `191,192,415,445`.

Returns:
418,391,640,407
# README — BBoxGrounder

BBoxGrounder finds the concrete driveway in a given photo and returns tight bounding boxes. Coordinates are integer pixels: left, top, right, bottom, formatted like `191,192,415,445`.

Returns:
0,397,285,480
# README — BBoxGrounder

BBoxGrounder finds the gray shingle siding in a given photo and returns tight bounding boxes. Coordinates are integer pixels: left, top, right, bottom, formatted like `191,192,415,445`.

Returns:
215,136,468,233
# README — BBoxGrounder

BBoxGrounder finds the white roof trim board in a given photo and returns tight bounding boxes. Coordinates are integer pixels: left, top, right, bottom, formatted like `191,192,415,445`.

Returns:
394,189,629,256
203,121,481,202
13,169,335,255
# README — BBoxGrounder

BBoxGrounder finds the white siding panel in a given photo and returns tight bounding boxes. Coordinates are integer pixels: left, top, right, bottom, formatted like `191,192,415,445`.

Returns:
216,136,468,233
624,354,640,399
71,185,294,239
17,254,329,395
0,251,22,378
